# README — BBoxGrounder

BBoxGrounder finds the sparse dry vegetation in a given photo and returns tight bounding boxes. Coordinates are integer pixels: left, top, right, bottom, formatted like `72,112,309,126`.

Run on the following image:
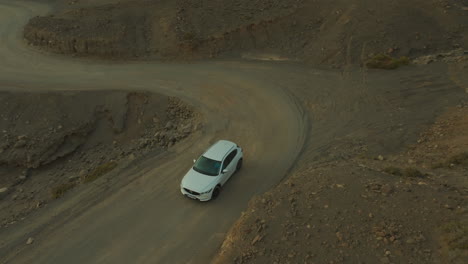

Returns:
433,152,468,169
440,221,468,250
81,161,117,183
366,54,410,70
182,32,196,41
383,166,423,178
1,0,466,262
49,161,122,199
51,182,77,199
383,166,402,175
438,220,468,263
403,167,424,178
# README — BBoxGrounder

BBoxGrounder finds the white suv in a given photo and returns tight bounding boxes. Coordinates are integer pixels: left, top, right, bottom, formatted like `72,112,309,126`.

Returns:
180,140,243,201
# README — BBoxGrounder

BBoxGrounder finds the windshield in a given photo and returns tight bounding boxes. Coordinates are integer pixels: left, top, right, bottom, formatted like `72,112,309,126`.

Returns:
193,156,221,176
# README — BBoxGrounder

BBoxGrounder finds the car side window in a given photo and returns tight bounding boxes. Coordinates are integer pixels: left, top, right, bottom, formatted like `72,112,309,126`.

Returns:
222,150,237,170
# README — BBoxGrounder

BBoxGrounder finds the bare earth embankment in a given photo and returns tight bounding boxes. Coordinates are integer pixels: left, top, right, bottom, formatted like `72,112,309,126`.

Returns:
0,91,199,228
0,0,467,263
23,0,468,65
213,104,468,264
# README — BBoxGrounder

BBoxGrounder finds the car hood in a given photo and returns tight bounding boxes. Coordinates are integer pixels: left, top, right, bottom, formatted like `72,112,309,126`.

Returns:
181,168,218,192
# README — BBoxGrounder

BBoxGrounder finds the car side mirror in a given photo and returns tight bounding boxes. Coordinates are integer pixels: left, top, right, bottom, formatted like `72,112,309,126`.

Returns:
222,169,229,174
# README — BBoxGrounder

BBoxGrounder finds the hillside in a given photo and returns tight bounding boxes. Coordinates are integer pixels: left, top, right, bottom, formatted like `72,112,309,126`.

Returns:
213,105,468,264
24,0,468,65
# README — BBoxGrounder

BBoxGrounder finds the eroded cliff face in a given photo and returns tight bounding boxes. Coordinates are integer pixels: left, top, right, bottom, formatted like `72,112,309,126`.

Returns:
24,0,468,64
0,90,201,228
24,2,153,59
0,91,197,170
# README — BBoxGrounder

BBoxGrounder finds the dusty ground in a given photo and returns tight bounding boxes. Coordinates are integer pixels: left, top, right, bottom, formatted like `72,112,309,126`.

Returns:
1,2,309,262
23,0,468,65
213,106,468,264
0,0,467,264
0,91,198,229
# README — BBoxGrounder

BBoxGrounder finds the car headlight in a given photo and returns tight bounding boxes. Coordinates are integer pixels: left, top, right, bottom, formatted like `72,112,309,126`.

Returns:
200,188,212,194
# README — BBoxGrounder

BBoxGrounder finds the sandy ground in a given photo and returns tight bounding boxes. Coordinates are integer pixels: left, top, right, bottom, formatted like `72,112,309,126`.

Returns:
0,1,467,264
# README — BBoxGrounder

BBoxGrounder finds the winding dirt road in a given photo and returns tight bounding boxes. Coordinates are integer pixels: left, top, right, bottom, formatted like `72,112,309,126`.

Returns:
0,1,308,263
0,1,466,264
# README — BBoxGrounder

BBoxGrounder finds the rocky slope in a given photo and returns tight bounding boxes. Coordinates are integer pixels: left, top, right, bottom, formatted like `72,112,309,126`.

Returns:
24,0,468,65
212,106,468,264
0,91,200,228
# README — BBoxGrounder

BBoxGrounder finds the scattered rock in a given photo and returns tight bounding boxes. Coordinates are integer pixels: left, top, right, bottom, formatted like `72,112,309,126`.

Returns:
251,234,263,245
165,121,174,130
14,139,27,148
139,138,150,148
412,55,435,65
0,187,9,199
26,237,34,245
179,123,192,134
412,49,466,65
381,184,394,196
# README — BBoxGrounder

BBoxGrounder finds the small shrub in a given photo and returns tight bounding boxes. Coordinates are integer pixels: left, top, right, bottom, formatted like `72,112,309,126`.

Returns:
81,161,117,183
440,221,468,250
432,162,445,169
403,167,424,178
432,152,468,169
183,32,196,41
51,182,76,199
384,166,423,178
366,54,410,70
383,166,403,176
447,152,468,166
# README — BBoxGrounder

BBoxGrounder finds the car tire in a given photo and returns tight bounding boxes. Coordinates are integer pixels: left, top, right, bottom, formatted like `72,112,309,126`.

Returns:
236,158,243,171
211,186,221,200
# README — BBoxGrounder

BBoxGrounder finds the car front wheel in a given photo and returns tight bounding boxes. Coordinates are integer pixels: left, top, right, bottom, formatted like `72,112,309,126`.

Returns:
211,186,221,200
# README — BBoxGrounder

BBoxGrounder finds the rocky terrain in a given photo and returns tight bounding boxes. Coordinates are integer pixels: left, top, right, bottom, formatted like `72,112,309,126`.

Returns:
213,106,468,264
0,91,200,229
24,0,468,65
0,0,466,263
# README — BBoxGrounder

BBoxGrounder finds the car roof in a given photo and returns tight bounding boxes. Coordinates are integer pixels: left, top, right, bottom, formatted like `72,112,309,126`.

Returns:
203,140,236,161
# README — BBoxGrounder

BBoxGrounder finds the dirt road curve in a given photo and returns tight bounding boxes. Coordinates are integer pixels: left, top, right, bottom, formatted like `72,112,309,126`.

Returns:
0,1,466,264
0,1,308,263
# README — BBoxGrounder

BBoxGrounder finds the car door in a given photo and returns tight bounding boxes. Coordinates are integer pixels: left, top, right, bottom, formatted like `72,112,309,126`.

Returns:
220,150,237,185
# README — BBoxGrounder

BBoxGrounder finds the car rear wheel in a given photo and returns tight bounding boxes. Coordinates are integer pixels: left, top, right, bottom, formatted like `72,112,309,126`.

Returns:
211,186,221,200
236,158,243,171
